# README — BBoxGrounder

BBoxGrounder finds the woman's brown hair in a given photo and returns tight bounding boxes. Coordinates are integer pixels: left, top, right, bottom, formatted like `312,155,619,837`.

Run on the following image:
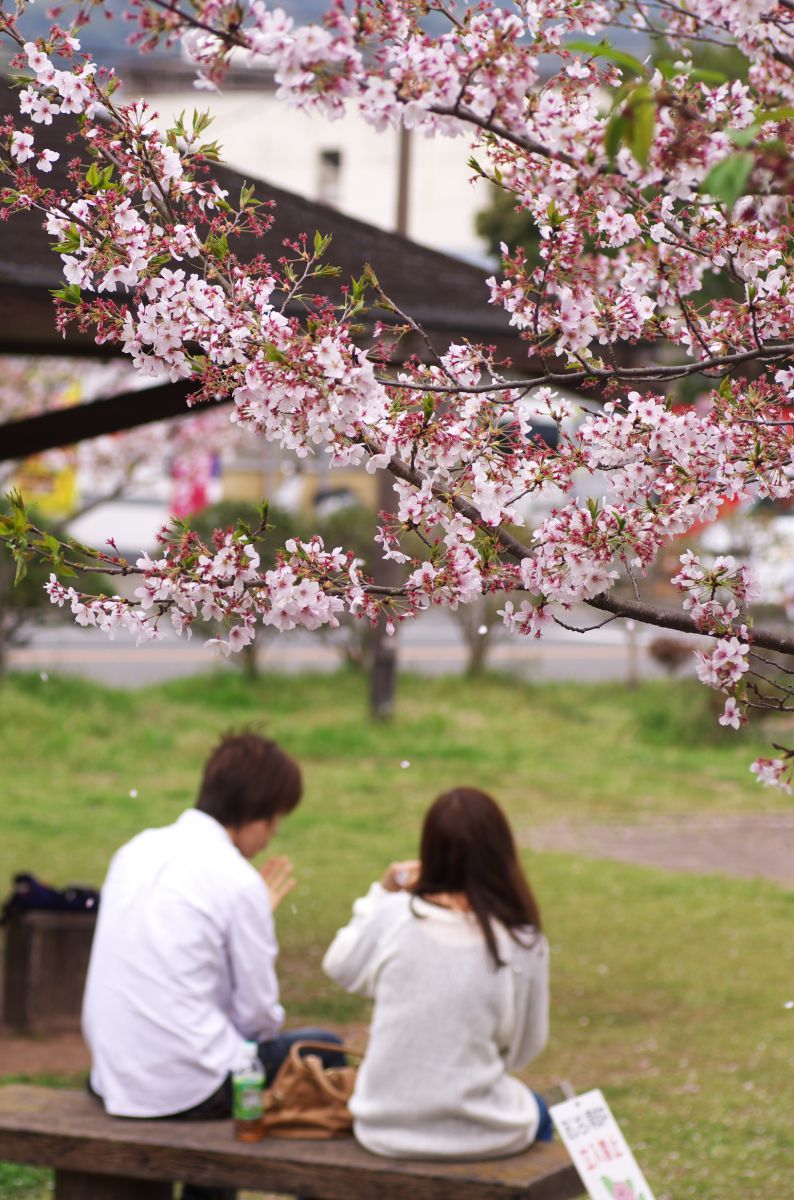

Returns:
413,787,541,967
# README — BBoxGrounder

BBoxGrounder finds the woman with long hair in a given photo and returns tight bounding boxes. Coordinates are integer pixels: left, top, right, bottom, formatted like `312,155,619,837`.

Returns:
322,787,551,1159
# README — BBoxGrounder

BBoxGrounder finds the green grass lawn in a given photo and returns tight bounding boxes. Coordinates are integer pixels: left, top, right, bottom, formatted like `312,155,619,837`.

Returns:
1,669,792,1200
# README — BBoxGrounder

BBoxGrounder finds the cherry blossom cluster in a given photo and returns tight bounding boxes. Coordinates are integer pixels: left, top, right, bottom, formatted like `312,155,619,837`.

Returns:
4,1,794,788
750,756,792,793
44,570,162,641
42,525,372,653
670,549,757,730
671,550,758,636
121,0,794,381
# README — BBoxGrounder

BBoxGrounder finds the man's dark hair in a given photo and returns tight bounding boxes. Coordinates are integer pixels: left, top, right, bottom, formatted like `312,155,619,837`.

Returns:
196,733,302,828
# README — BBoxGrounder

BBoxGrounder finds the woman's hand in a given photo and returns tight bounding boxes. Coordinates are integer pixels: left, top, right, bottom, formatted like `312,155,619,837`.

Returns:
381,859,420,892
260,856,295,910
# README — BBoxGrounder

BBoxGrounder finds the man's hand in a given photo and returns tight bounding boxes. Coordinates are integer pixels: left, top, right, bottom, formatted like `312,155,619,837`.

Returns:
381,859,420,892
260,856,295,911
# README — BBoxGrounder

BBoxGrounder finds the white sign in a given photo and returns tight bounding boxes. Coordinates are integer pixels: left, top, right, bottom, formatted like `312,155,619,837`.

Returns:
550,1089,656,1200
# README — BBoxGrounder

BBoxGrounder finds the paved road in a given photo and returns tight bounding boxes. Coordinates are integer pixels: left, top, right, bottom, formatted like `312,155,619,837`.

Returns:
529,813,794,890
9,611,681,688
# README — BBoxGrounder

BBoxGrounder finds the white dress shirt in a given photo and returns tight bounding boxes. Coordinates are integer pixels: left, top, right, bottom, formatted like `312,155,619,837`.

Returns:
323,884,549,1159
83,808,284,1117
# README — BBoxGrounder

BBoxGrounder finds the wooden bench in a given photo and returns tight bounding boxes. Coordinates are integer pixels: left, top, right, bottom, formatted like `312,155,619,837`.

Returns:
0,1085,584,1199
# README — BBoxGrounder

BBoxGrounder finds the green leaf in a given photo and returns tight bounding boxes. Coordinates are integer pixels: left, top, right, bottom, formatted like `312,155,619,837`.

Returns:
625,83,656,166
51,283,83,306
264,343,288,364
51,223,81,254
206,232,229,260
700,152,754,207
313,230,332,256
604,111,628,162
755,105,794,124
350,273,368,304
567,38,647,79
256,499,270,530
191,109,214,136
37,532,62,559
657,60,729,85
13,554,28,586
84,161,115,191
728,124,761,148
546,200,565,228
688,67,730,84
196,140,222,163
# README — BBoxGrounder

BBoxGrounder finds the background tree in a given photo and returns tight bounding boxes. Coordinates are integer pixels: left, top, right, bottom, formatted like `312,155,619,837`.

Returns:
190,499,376,677
475,184,541,267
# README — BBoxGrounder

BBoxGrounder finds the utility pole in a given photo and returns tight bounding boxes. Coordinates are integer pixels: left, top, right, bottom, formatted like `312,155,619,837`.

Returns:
395,126,412,240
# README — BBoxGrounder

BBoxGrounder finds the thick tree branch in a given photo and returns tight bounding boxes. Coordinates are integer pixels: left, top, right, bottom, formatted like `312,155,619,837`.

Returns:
586,591,794,656
365,438,794,656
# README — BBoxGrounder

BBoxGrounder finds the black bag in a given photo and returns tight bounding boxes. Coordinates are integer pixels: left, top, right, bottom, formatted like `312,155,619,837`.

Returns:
0,872,100,925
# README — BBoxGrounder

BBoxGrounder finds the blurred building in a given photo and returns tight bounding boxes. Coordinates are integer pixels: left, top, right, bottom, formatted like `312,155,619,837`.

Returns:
121,63,490,265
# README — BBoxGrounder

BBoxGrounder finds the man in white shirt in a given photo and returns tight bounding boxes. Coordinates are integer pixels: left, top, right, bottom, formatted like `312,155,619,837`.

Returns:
82,732,343,1200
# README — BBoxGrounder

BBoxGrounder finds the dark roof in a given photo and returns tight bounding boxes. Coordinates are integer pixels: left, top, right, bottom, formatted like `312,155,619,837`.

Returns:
0,84,509,357
0,81,524,458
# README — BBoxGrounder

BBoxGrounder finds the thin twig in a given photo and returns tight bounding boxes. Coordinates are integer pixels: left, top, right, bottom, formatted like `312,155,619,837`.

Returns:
552,614,618,634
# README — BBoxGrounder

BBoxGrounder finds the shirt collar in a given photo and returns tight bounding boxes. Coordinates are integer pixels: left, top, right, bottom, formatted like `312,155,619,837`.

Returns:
176,808,235,847
411,895,476,923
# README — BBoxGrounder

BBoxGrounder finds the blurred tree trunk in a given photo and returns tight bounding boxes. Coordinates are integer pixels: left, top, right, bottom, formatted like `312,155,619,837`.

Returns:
241,641,260,681
452,595,503,677
369,470,399,719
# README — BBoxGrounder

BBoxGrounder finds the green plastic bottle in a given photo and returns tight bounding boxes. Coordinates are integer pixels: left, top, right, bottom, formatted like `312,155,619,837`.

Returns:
232,1041,264,1142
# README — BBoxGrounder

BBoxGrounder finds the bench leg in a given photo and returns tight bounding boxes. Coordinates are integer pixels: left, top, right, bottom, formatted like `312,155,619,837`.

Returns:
55,1168,173,1199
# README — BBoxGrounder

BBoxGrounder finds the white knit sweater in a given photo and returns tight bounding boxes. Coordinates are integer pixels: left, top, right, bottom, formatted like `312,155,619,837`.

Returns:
322,883,549,1160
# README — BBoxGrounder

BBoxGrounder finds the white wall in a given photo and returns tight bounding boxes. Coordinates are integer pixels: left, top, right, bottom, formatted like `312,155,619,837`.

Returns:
127,81,491,262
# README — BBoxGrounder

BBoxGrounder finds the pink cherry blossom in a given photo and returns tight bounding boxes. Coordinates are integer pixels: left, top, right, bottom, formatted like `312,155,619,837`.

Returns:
10,130,34,163
36,149,59,173
750,758,793,794
719,698,745,730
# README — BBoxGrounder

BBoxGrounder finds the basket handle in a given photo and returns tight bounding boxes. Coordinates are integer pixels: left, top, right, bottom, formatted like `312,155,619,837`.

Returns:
286,1039,366,1063
300,1052,353,1102
283,1041,364,1103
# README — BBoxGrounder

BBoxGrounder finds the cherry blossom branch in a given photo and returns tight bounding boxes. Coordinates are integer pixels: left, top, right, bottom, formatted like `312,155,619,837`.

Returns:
585,591,794,656
374,343,794,393
4,0,794,786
